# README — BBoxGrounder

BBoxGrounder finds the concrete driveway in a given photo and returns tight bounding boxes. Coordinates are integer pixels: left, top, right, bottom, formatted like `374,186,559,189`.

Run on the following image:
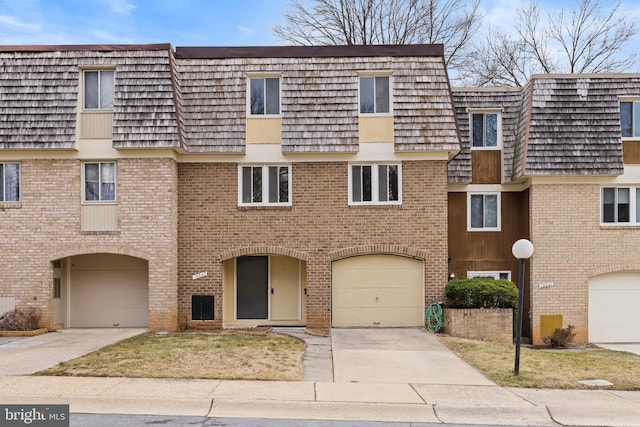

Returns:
331,328,494,385
597,343,640,356
0,328,145,375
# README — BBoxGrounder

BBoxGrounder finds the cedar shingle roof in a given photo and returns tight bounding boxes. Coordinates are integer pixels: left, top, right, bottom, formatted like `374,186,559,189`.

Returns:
0,45,181,150
450,75,640,183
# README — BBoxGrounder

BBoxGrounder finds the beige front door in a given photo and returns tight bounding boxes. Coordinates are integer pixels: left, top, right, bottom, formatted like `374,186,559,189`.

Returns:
52,259,67,329
271,256,300,321
332,254,424,327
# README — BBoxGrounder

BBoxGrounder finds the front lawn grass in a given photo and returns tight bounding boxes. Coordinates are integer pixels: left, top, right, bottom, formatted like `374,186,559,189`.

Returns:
439,336,640,390
36,329,304,381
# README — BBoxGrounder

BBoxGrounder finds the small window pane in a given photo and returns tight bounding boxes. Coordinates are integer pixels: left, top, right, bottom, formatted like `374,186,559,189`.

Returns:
472,114,484,147
602,188,615,222
250,79,264,115
484,194,498,227
362,165,372,202
360,77,374,113
635,102,640,137
375,76,389,113
99,70,114,109
5,163,20,202
499,272,510,280
84,71,99,109
279,166,289,203
378,165,388,202
265,78,280,115
621,102,632,137
252,167,262,203
242,167,252,203
352,166,362,202
485,114,497,147
618,188,630,222
637,189,640,222
470,195,483,228
388,164,398,201
85,163,99,201
268,166,278,203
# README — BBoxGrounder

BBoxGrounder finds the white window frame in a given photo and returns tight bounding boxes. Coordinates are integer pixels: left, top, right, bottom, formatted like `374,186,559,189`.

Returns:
358,72,392,116
467,192,501,231
82,161,117,203
238,165,292,207
620,99,640,140
467,271,512,281
601,186,640,225
469,110,502,150
83,69,115,111
348,163,402,205
246,74,281,117
0,162,21,203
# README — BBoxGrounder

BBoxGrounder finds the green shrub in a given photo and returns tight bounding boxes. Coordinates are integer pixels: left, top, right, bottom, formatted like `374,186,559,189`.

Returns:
445,278,518,309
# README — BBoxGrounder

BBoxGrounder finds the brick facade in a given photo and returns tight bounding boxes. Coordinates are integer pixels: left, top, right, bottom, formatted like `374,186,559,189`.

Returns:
529,183,640,344
177,160,449,330
0,158,179,331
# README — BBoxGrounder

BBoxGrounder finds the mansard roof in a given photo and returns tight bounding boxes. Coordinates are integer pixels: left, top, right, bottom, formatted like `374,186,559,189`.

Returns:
450,74,640,183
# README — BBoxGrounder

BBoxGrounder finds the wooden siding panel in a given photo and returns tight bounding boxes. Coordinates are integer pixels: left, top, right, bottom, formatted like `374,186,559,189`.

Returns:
79,112,113,139
246,118,282,143
359,116,393,142
81,204,118,231
623,141,640,164
471,150,502,184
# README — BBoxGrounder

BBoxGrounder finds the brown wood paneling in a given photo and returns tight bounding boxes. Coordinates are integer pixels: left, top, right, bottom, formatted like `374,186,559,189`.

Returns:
471,150,502,184
448,190,531,336
623,141,640,164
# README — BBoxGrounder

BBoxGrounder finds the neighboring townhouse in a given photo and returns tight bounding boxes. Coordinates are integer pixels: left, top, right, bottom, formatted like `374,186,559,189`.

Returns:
449,74,640,345
0,44,460,332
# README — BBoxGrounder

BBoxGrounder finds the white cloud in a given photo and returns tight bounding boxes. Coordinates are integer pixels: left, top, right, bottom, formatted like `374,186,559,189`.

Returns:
0,14,41,32
236,25,256,37
105,0,136,15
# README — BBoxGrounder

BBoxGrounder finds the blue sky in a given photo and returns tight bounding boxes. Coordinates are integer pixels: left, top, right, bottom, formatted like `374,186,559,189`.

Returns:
0,0,638,47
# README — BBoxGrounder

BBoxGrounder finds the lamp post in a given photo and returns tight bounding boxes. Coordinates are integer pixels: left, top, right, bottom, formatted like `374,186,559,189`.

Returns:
511,239,534,376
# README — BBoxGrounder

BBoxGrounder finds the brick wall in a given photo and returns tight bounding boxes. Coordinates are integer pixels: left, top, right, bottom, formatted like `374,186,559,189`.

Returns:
529,183,640,344
0,158,179,331
177,160,449,330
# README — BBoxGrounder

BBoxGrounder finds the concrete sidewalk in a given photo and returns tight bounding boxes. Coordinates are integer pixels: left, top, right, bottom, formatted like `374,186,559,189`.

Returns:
1,375,639,426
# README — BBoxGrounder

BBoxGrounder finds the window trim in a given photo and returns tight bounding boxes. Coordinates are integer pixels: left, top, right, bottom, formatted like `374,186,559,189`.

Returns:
601,186,640,225
620,99,640,140
237,164,292,207
0,162,21,203
467,271,512,281
358,72,392,116
246,74,282,117
348,163,402,206
82,69,115,111
468,110,502,150
82,161,117,204
467,192,501,231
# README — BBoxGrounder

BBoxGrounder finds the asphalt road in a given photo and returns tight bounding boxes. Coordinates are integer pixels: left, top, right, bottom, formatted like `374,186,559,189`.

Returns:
71,414,506,427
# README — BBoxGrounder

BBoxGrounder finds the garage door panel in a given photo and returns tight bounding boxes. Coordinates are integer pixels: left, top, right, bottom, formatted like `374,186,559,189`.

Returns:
332,255,424,327
589,272,640,343
70,255,149,328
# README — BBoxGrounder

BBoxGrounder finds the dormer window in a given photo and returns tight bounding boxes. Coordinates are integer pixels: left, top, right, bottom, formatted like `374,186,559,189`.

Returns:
470,112,501,149
83,70,114,110
248,76,280,116
621,101,640,138
359,75,391,114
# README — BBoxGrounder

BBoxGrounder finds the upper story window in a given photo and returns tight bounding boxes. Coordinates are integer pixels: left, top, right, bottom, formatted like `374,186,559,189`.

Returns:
0,162,20,202
359,75,390,114
83,162,116,202
349,163,401,205
83,70,114,110
470,112,500,149
620,101,640,138
468,192,500,231
248,77,280,116
239,165,291,206
602,187,640,225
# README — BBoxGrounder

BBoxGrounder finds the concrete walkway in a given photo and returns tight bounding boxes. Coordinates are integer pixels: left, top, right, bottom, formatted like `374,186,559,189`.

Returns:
1,328,640,426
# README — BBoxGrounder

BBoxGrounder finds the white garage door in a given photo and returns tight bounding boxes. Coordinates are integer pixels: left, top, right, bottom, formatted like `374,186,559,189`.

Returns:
70,254,148,328
589,272,640,343
332,255,424,327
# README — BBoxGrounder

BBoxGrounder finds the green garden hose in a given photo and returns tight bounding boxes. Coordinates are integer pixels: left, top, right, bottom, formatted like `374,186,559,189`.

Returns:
426,302,443,332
